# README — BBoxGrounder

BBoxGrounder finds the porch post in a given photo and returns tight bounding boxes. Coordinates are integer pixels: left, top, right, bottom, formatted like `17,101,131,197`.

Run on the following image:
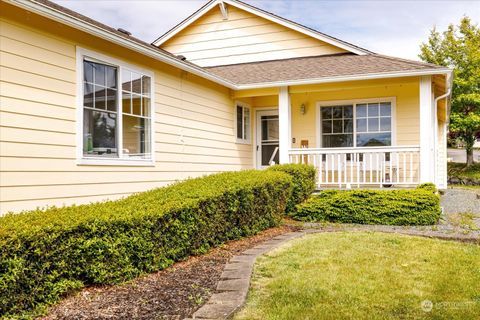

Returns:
419,76,434,183
279,86,291,164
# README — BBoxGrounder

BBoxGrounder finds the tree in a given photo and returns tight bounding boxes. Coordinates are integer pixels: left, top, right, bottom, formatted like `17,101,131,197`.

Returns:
420,17,480,165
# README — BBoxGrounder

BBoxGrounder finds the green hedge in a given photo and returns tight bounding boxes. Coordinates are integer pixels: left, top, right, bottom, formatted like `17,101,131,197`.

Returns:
267,164,316,212
0,170,293,318
293,185,441,225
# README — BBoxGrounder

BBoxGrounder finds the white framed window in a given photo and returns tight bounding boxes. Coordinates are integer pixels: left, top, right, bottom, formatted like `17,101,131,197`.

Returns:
76,48,154,166
235,102,251,144
318,98,395,148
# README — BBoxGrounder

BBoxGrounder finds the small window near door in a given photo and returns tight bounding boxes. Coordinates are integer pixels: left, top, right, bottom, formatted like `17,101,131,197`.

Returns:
235,103,250,144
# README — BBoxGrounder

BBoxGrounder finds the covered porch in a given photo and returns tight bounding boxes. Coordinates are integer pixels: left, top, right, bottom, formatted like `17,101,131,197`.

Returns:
233,75,450,189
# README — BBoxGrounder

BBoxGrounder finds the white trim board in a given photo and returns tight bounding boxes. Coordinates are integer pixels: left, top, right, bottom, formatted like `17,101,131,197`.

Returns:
152,0,370,55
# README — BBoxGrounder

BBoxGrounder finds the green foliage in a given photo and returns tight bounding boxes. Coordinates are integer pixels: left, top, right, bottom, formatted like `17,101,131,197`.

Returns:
0,170,293,318
267,164,316,212
293,185,441,225
420,16,480,165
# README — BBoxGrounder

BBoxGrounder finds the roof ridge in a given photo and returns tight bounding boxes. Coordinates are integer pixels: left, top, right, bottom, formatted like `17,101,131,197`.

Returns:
205,52,355,68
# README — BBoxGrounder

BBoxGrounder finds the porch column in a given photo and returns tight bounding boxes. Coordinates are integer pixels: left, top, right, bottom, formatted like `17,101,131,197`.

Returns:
419,76,434,183
279,86,291,164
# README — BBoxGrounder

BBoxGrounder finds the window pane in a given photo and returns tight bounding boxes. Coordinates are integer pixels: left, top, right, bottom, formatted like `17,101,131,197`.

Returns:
357,118,367,132
262,116,278,141
106,88,117,112
122,115,151,158
94,85,106,110
380,102,391,116
122,71,131,92
368,117,379,132
94,63,106,86
357,132,391,147
332,120,342,133
243,108,250,140
343,105,353,118
83,61,94,83
368,103,379,117
332,106,342,119
357,104,367,117
131,72,142,94
321,107,332,119
236,106,243,139
344,119,353,133
380,117,391,131
83,83,94,108
322,120,332,134
322,134,353,148
141,76,151,96
106,66,117,89
83,109,117,157
122,92,131,114
142,97,150,117
132,94,142,116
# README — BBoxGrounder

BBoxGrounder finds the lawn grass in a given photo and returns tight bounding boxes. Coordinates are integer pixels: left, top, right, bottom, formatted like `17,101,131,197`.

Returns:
234,233,480,320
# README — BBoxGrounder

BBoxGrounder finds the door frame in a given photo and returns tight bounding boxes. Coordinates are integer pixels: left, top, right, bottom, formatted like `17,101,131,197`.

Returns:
255,108,279,169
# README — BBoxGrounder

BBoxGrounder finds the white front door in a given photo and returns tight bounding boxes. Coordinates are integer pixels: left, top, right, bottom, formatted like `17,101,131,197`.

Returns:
256,110,279,169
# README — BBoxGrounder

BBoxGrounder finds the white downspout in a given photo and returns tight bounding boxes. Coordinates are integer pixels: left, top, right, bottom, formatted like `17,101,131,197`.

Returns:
433,73,452,187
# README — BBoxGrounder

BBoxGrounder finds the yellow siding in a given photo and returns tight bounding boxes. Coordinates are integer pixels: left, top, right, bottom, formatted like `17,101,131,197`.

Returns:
160,6,346,67
0,5,253,214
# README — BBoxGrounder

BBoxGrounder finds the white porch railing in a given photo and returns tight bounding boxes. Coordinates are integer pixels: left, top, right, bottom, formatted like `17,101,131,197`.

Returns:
288,146,421,188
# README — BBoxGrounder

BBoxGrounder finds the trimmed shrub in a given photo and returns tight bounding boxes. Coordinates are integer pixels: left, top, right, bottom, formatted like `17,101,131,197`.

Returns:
293,185,441,225
267,164,316,212
0,170,293,318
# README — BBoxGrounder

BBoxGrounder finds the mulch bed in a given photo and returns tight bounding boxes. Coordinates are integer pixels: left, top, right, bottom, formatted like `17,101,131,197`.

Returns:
40,224,298,320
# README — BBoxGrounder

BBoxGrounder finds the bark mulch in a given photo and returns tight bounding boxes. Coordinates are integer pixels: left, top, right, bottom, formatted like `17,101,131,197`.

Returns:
40,225,298,320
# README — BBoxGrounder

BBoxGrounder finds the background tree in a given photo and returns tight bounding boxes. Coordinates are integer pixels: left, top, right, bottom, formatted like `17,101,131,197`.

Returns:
420,16,480,165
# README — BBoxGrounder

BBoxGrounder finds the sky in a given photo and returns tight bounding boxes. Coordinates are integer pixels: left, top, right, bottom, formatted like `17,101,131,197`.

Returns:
52,0,480,61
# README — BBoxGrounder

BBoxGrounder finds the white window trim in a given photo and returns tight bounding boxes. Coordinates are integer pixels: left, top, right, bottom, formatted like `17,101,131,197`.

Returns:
234,101,251,144
316,97,397,148
76,47,155,166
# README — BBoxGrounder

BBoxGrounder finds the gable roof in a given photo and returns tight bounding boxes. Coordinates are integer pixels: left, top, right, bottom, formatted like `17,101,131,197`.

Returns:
152,0,372,55
206,53,451,88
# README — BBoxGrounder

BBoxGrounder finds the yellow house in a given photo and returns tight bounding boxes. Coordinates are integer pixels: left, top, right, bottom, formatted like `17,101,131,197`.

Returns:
0,0,452,215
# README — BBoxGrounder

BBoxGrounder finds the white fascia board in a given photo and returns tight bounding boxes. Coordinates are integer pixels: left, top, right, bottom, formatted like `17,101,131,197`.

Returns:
236,68,453,90
9,0,237,89
153,0,369,55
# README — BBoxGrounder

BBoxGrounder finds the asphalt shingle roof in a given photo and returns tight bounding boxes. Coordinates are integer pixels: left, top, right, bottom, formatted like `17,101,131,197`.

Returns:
205,53,447,85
